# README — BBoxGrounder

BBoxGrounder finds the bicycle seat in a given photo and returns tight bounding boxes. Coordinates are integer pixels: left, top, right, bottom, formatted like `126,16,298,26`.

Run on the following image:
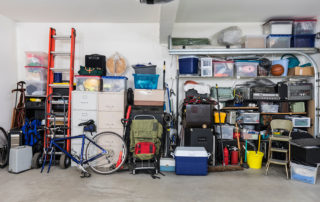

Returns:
78,119,95,126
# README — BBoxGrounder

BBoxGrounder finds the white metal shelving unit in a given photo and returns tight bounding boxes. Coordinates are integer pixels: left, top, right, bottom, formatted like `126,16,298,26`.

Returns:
168,38,320,137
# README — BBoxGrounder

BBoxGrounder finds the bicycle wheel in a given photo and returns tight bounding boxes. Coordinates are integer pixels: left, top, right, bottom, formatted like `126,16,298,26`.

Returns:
0,127,9,168
85,131,127,174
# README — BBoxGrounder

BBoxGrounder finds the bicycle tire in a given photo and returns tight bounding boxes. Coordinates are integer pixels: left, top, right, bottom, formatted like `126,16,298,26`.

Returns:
85,131,127,175
0,127,9,168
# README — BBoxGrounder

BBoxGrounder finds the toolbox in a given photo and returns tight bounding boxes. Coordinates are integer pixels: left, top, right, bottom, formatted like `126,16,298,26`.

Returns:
185,128,213,153
174,147,208,176
185,104,212,127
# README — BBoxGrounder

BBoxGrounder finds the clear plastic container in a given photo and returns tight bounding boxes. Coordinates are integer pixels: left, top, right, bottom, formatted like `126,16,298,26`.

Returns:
25,52,48,67
293,19,317,35
25,66,47,82
290,162,318,184
102,76,128,92
75,75,101,91
235,61,258,77
213,61,234,77
215,125,234,140
243,35,266,48
133,74,159,89
261,104,279,113
25,81,47,96
266,35,291,48
263,20,293,35
241,129,259,140
240,113,260,124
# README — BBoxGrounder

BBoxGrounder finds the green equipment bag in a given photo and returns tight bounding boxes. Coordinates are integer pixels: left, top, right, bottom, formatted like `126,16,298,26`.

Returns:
130,119,162,160
78,65,104,76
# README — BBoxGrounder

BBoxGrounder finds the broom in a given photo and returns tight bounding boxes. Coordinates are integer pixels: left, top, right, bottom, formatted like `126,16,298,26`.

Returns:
209,84,243,172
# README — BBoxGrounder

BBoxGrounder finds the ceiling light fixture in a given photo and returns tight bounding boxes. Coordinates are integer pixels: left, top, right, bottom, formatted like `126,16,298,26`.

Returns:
140,0,174,4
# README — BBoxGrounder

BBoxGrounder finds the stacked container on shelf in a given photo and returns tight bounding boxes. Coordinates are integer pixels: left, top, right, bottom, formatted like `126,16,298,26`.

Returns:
24,52,48,96
132,64,159,89
263,20,293,48
292,19,317,48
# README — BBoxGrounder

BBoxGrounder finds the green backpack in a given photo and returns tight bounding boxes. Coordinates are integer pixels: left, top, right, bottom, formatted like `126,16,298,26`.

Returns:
130,119,162,160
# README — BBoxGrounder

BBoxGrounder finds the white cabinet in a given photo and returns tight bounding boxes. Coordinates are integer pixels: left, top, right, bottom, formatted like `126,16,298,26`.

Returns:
97,111,123,129
72,91,98,111
98,92,125,112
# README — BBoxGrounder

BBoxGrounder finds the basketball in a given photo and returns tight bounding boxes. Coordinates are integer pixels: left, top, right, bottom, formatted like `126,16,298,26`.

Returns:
271,64,284,76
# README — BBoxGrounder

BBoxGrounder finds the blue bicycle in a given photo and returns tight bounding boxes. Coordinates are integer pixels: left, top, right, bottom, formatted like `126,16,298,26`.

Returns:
41,120,127,177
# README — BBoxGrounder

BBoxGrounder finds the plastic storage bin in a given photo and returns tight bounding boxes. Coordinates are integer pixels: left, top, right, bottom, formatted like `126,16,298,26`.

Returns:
272,59,289,76
179,56,199,74
291,35,316,48
214,125,234,140
290,162,318,184
213,61,234,77
241,129,259,140
160,158,175,172
102,76,127,92
240,113,260,124
174,147,208,176
263,20,293,35
133,74,159,89
260,104,279,113
132,64,156,74
243,35,266,48
293,19,317,35
235,61,258,77
25,66,47,82
266,35,291,48
75,75,101,91
26,81,46,96
25,52,48,67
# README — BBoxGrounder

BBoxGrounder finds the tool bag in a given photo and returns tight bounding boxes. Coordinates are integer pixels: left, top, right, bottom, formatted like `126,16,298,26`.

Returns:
130,119,162,160
78,65,104,76
85,54,106,75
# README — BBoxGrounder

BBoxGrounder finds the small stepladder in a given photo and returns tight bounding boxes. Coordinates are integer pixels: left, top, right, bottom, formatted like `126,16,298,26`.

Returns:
45,28,76,153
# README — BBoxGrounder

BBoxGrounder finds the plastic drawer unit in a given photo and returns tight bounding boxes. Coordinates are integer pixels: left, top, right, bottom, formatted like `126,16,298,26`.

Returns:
174,147,208,176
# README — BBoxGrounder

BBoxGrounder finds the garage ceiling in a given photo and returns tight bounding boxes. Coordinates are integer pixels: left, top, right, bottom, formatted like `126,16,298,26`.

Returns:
0,0,319,23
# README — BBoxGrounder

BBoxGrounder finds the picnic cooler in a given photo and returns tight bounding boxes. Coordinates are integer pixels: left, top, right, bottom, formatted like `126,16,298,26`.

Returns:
174,147,208,176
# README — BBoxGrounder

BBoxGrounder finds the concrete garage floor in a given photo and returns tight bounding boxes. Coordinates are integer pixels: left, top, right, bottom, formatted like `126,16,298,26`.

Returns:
0,165,319,202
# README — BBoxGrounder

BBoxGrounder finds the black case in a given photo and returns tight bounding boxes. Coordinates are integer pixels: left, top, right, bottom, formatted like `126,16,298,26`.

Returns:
291,138,320,164
130,105,164,124
185,104,212,128
85,54,106,76
185,128,213,153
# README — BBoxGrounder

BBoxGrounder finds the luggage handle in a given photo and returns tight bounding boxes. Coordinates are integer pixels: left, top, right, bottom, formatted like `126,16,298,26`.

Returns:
134,115,156,120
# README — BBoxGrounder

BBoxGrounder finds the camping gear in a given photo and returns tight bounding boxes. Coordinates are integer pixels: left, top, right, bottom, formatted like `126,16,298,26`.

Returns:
174,147,209,175
8,146,32,173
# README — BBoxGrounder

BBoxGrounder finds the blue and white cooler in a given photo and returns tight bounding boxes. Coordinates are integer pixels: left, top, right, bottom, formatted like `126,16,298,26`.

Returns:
174,147,209,176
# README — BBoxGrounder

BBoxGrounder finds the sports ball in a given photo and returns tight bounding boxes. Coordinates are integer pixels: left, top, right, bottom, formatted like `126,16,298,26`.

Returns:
271,64,284,76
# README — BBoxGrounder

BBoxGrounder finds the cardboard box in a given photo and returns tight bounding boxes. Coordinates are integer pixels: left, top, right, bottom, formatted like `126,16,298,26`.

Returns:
288,66,314,76
134,89,164,106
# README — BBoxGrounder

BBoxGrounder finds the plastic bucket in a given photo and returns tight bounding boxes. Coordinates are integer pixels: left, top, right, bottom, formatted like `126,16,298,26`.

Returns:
214,112,226,123
247,151,264,169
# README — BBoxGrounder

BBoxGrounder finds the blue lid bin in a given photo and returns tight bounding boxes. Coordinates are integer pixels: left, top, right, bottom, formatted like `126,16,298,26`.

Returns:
179,56,199,75
291,35,316,48
102,76,128,92
133,74,159,89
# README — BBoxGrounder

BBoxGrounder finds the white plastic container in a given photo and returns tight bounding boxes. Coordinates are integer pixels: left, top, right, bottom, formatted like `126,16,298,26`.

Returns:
263,20,293,35
293,19,317,35
200,58,213,77
290,162,318,184
25,66,47,82
25,51,48,67
75,75,101,92
102,76,127,92
25,81,47,96
266,35,291,48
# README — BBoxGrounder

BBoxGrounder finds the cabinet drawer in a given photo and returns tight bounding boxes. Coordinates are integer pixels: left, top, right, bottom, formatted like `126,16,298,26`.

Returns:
98,92,125,112
72,91,98,111
71,110,97,128
98,111,123,129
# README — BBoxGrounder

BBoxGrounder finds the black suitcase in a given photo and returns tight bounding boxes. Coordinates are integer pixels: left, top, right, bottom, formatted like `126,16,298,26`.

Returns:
185,128,213,153
185,104,212,128
85,54,106,76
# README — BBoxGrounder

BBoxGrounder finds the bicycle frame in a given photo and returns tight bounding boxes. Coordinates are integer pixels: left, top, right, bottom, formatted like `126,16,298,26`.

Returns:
42,133,109,173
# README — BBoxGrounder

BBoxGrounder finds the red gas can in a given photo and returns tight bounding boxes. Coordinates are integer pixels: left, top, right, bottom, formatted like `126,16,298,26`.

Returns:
231,148,239,165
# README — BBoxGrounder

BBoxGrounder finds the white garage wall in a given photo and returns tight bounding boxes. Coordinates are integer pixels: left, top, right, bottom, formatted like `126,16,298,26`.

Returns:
0,15,17,131
16,23,171,90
